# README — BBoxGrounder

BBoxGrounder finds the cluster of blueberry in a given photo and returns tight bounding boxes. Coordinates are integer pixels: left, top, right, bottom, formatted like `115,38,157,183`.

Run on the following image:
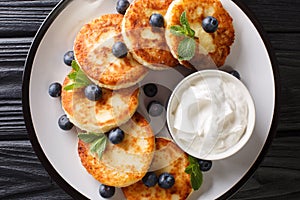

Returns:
49,52,169,131
113,0,166,60
49,50,107,131
142,172,175,189
142,158,212,190
49,52,127,147
99,160,212,198
117,0,220,33
143,83,165,117
48,51,75,131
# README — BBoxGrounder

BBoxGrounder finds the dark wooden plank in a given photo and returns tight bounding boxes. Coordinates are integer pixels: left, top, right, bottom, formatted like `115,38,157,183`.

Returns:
232,136,300,200
0,136,299,199
0,0,299,38
0,140,71,199
0,38,31,85
0,38,30,139
4,188,72,200
0,0,60,37
241,0,300,32
268,33,300,131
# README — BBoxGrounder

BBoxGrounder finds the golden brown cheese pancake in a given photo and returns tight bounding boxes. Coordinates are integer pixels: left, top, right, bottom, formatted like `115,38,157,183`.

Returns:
61,72,139,133
122,137,193,200
165,0,235,69
74,14,148,90
122,0,178,70
78,113,155,187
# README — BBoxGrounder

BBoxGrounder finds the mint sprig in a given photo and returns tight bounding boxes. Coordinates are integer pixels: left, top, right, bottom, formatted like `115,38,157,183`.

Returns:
185,155,203,190
178,37,196,61
170,11,196,61
64,60,91,91
78,132,107,159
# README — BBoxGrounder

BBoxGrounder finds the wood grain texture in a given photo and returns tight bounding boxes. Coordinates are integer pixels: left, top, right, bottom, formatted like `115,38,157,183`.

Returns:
0,38,30,139
0,0,60,37
0,141,71,199
0,0,299,199
268,33,300,131
242,0,300,32
232,136,300,200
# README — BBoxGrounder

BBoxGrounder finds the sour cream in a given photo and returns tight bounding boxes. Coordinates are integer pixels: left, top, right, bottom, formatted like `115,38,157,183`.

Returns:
167,70,254,159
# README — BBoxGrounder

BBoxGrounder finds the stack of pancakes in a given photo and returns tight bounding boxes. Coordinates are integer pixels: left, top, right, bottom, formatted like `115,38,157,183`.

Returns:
61,0,234,198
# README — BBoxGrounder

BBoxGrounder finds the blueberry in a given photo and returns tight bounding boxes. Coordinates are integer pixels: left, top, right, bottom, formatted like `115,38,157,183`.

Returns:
202,16,218,33
108,128,125,144
84,84,102,101
158,173,175,189
48,82,62,97
142,172,158,187
63,51,74,66
99,184,115,198
229,70,241,80
112,42,128,58
116,0,130,15
143,83,158,97
149,13,164,28
198,159,212,172
58,114,73,131
147,101,164,117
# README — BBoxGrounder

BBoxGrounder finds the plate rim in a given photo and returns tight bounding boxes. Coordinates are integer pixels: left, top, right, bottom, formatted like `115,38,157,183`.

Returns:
22,0,280,199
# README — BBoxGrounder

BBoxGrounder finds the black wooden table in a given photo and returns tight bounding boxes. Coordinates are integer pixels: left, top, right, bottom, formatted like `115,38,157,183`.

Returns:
0,0,299,199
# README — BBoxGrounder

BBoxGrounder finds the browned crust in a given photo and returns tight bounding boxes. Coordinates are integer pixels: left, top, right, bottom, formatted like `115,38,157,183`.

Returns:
78,113,155,187
123,0,178,69
166,0,235,69
61,72,139,133
122,138,192,200
74,14,148,89
61,73,76,116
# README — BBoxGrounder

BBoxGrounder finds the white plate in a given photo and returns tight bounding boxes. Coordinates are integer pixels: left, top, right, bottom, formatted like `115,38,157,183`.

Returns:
22,0,280,199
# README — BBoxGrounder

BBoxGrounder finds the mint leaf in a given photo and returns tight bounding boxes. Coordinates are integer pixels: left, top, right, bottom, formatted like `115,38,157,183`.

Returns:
95,137,107,159
78,132,107,160
185,155,203,190
178,37,196,61
78,132,100,143
191,170,203,190
63,84,75,91
180,11,195,37
64,60,91,91
76,70,91,85
68,71,77,79
170,25,186,36
185,165,193,174
63,82,88,91
180,11,189,28
90,136,106,157
188,155,198,165
187,27,195,38
71,60,80,71
170,11,196,61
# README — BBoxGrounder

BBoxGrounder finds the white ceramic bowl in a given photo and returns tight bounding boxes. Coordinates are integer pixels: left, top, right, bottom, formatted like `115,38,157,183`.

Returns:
167,70,255,160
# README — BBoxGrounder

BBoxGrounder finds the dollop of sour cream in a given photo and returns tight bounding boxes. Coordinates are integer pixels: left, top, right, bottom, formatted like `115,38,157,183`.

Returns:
171,73,248,157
